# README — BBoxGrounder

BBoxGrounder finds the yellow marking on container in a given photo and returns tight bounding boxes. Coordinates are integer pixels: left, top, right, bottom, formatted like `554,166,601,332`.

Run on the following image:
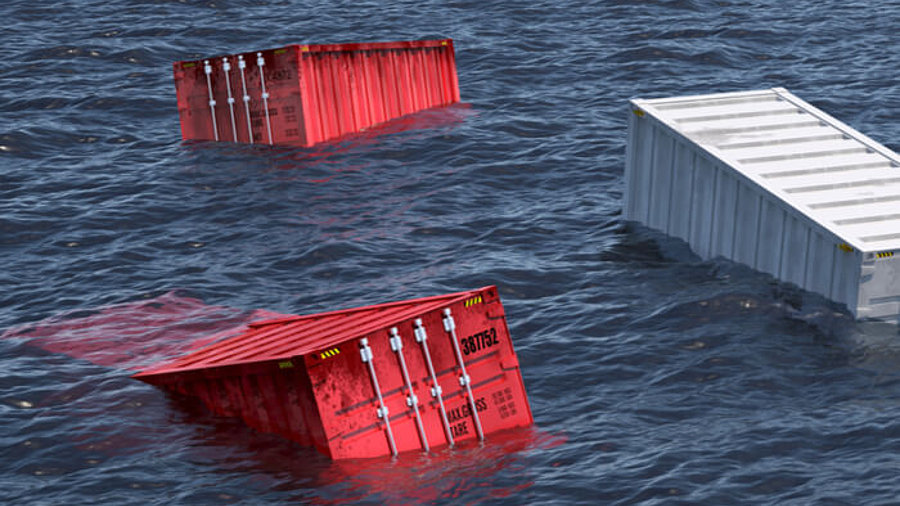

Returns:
278,361,294,369
633,109,645,117
183,62,196,68
442,41,448,46
301,46,310,52
838,243,854,253
465,295,483,308
274,48,287,54
318,347,341,360
876,251,894,259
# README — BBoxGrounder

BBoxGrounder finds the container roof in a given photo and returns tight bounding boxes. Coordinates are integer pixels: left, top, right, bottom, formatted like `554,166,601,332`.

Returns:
632,88,900,253
135,288,483,377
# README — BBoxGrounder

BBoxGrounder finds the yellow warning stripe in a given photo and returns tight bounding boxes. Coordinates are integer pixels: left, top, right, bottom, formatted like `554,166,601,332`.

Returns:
278,361,293,369
464,295,483,308
318,347,341,360
838,243,854,253
876,251,894,259
633,109,645,117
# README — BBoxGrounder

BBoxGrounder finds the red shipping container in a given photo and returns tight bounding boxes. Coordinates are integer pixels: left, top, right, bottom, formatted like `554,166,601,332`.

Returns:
133,286,532,460
173,39,460,147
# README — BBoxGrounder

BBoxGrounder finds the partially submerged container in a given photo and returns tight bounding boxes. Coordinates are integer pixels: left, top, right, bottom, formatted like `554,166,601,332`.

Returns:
625,88,900,321
134,286,532,459
173,39,460,147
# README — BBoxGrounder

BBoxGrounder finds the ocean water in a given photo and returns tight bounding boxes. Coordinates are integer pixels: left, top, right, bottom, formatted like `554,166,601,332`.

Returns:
2,0,899,504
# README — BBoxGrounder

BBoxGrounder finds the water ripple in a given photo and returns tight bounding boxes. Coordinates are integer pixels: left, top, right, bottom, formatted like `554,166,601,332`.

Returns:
1,0,899,503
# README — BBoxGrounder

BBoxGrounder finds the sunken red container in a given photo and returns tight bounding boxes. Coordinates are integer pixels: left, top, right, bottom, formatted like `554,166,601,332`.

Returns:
134,286,532,460
173,39,460,147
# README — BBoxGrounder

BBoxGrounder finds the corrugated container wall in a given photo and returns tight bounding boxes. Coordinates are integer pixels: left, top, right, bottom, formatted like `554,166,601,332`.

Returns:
134,286,533,460
625,88,900,321
174,39,460,147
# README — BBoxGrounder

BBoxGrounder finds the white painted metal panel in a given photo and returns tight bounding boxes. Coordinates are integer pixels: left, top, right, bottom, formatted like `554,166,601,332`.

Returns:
624,88,900,321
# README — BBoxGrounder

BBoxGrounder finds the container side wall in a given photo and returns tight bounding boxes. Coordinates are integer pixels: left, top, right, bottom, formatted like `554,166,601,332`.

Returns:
667,140,695,242
832,248,861,310
366,51,388,126
780,215,811,287
689,154,717,259
711,170,738,259
647,132,676,232
297,49,321,145
442,41,461,103
138,362,330,456
732,183,761,266
806,232,836,297
755,198,786,277
381,50,402,121
297,42,459,146
351,51,372,130
238,374,272,432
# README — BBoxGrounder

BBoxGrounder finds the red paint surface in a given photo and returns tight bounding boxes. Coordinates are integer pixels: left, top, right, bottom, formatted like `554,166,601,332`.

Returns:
174,39,460,147
134,286,533,460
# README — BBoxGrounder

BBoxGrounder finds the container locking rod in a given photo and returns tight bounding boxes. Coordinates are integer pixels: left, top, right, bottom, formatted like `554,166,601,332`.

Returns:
237,55,253,144
256,52,274,145
414,318,454,446
390,328,429,452
359,337,397,456
443,308,485,441
221,57,238,142
203,60,219,141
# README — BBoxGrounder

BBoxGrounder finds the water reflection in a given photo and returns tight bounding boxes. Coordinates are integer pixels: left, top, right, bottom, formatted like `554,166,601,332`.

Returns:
183,103,473,176
164,412,562,505
0,291,285,370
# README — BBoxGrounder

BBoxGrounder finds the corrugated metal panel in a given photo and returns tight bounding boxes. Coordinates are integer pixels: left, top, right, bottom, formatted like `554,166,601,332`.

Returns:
141,292,461,373
625,88,900,320
134,286,533,459
174,39,459,147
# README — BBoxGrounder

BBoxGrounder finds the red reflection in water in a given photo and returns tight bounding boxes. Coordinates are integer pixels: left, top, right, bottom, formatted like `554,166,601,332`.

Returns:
1,292,287,370
261,103,473,170
300,428,567,504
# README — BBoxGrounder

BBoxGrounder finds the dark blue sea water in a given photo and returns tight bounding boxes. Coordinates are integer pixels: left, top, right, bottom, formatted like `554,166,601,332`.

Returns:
2,0,899,504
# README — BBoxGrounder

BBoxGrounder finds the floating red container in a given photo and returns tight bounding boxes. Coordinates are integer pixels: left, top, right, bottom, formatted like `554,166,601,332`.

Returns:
134,286,532,460
173,39,460,147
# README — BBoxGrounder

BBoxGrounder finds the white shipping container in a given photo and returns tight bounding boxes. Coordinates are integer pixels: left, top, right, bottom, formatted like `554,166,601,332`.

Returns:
624,88,900,321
